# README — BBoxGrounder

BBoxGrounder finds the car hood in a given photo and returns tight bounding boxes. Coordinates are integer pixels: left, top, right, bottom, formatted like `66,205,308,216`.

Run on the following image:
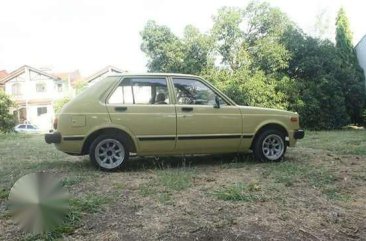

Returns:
238,105,297,117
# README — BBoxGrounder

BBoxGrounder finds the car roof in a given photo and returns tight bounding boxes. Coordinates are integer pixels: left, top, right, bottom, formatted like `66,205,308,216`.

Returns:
107,73,200,78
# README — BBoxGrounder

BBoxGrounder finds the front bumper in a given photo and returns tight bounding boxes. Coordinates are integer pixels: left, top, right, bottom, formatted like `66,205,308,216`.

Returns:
294,129,305,139
45,132,61,144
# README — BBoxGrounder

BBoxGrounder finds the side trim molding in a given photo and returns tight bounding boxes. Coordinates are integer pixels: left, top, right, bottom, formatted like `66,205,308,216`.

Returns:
137,134,254,141
138,136,176,141
178,135,242,140
63,136,85,141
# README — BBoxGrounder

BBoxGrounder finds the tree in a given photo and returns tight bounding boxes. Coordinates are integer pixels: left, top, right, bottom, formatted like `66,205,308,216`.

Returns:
140,20,185,73
54,97,71,114
211,7,244,70
281,27,351,129
140,1,365,129
0,90,15,132
203,67,288,110
335,7,365,124
181,25,214,74
140,21,213,74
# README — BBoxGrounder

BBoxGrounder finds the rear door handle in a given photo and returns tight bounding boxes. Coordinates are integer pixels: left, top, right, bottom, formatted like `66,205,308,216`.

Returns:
115,106,127,112
182,107,193,112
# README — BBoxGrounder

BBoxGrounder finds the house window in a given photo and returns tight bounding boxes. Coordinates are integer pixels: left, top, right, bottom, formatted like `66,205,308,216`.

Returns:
57,83,63,92
37,107,47,116
12,83,22,95
36,83,46,93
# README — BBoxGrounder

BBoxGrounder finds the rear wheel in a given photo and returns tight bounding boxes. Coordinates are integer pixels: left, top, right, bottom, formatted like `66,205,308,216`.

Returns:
89,134,129,171
252,129,286,162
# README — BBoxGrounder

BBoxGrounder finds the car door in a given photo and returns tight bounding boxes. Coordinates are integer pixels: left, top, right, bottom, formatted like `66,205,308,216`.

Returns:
27,125,36,133
106,76,176,154
172,77,243,153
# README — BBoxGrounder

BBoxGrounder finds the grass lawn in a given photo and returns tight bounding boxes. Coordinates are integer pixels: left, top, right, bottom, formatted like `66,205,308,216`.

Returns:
0,130,365,240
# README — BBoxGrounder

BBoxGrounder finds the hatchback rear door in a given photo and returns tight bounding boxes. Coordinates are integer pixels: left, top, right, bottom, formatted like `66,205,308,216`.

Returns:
105,76,177,154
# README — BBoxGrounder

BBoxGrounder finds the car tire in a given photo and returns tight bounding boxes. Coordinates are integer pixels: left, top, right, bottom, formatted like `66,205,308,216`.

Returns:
89,134,129,171
252,129,287,162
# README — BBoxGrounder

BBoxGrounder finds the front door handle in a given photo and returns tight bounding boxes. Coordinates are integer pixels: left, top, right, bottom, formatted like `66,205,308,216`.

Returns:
182,107,193,112
115,106,127,112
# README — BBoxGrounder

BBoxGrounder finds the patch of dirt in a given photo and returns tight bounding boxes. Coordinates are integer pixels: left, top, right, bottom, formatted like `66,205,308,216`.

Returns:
61,149,366,241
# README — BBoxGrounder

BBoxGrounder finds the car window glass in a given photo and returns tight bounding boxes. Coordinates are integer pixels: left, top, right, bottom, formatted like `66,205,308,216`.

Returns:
173,78,227,106
18,125,26,128
108,78,169,104
27,125,35,129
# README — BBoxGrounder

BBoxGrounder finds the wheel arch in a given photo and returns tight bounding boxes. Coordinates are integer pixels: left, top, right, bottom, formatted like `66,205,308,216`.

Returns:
81,127,137,155
250,122,289,149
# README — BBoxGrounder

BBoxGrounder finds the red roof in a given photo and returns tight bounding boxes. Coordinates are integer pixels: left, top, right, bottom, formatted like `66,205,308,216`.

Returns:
0,70,8,79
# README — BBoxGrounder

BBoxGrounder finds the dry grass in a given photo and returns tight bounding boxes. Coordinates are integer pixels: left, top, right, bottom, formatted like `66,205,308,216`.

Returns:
0,130,366,240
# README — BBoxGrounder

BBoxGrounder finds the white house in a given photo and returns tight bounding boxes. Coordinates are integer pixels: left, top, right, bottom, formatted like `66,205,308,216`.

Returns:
355,34,366,87
0,65,71,130
86,65,123,86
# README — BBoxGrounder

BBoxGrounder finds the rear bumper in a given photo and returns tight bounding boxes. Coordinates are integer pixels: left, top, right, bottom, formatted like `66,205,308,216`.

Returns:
45,132,61,144
294,129,305,139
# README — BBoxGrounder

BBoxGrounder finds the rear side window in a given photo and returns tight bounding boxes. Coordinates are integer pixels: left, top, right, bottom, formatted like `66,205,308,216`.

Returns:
108,78,169,105
27,125,35,129
18,125,26,129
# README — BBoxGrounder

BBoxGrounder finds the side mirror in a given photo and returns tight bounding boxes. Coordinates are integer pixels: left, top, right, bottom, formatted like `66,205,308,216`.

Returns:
214,96,220,109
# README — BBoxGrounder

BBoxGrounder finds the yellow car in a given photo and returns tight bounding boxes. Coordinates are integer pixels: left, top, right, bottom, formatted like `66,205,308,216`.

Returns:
45,74,304,170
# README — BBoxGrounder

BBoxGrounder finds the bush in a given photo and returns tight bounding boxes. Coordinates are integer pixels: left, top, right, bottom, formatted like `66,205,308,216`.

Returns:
205,68,288,110
362,108,366,127
0,90,15,133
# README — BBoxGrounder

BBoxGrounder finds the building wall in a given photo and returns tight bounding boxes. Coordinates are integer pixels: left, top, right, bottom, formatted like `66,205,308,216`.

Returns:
27,105,55,131
355,36,366,87
4,67,70,130
4,70,68,101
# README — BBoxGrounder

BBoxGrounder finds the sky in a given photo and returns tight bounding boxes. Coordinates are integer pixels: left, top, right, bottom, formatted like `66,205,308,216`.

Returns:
0,0,365,77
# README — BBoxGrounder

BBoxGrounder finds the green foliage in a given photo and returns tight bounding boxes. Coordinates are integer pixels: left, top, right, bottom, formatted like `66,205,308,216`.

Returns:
73,80,88,94
335,8,366,124
336,8,355,60
140,1,366,129
281,29,351,129
0,90,15,133
141,20,185,73
206,68,288,109
140,21,213,74
54,97,71,114
182,25,214,74
211,7,244,70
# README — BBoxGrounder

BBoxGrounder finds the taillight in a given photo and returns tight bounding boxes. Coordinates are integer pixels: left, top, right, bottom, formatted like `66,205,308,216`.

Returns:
53,118,58,130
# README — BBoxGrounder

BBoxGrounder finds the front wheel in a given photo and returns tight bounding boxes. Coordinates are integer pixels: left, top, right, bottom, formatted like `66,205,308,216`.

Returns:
252,129,286,162
89,134,129,171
